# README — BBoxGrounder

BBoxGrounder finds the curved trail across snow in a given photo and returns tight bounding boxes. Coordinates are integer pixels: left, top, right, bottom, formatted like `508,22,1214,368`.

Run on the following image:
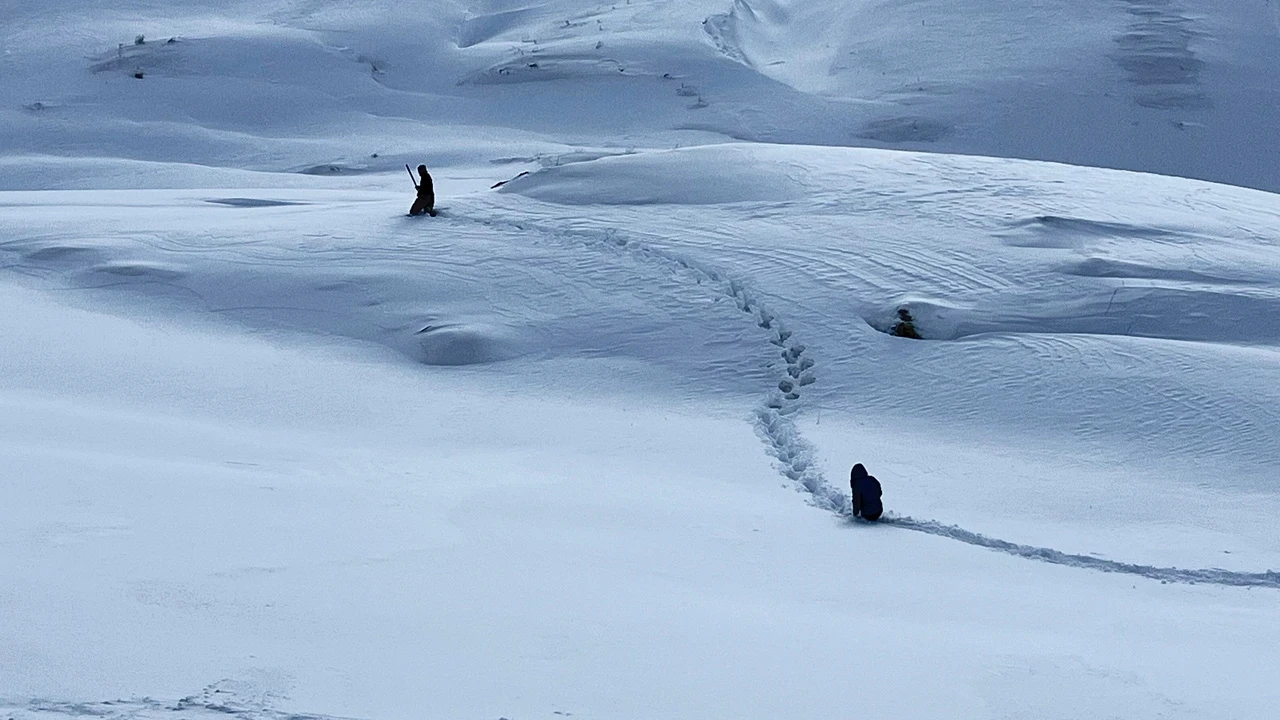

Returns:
881,514,1280,587
474,206,1280,589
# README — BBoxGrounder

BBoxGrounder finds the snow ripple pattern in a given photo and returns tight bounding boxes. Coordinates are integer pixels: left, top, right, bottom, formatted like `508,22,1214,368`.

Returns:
491,214,1280,589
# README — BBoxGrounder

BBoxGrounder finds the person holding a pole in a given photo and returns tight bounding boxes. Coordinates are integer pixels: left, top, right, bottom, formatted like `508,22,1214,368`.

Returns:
407,164,436,217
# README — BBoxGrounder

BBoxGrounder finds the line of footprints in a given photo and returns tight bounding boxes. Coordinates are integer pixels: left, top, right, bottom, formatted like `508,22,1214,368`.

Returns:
719,280,816,408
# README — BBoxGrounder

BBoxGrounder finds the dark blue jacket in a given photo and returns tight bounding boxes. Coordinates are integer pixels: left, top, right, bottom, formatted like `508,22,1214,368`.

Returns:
851,463,883,520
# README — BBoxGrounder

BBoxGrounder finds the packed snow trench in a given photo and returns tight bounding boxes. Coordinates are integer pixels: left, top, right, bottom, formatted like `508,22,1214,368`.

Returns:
6,1,1280,719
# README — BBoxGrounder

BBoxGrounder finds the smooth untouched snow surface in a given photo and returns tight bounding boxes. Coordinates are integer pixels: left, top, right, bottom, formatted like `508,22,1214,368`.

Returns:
3,1,1280,720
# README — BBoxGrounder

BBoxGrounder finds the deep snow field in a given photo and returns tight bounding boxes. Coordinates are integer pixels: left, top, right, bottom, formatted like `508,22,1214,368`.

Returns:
3,1,1280,719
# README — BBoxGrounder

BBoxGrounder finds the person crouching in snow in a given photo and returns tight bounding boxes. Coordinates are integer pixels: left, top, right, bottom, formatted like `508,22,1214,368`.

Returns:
851,463,883,521
409,164,436,217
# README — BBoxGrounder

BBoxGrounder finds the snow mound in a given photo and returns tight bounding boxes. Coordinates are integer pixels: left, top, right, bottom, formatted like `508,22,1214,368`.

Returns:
412,323,520,366
497,145,809,205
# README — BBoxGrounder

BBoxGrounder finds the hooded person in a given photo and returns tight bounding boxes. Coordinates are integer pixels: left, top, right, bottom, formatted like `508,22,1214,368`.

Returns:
850,463,883,521
409,164,436,217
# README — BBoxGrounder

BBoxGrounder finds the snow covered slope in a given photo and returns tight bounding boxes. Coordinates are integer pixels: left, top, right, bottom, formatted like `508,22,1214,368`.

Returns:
3,0,1279,189
3,1,1280,719
707,0,1280,189
5,144,1280,720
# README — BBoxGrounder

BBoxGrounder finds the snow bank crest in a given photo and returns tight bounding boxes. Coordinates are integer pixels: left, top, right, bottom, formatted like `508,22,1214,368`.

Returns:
497,145,809,205
413,323,520,366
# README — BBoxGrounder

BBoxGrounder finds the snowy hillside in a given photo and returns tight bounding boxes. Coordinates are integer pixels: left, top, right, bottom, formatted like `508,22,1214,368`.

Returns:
3,2,1280,720
4,0,1280,189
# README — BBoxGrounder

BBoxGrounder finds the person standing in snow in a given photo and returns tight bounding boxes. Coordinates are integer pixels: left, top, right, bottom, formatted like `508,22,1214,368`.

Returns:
408,164,436,217
850,463,883,521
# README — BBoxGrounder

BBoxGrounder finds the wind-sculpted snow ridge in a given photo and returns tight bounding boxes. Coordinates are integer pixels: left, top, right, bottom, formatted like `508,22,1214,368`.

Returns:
879,514,1280,589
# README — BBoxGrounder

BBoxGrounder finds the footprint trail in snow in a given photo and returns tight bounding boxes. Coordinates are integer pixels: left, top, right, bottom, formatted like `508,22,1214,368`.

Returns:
478,209,1280,590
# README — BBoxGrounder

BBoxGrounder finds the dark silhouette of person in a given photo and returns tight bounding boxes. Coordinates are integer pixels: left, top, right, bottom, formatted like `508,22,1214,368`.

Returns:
409,164,436,217
850,463,883,521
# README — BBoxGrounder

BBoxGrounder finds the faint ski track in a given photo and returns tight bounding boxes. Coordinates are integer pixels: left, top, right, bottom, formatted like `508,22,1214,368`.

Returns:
468,204,1280,590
